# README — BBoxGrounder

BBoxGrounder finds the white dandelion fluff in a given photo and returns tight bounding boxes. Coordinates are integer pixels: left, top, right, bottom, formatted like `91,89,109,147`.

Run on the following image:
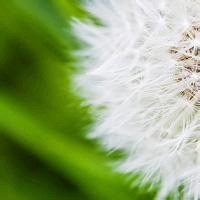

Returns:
73,0,200,199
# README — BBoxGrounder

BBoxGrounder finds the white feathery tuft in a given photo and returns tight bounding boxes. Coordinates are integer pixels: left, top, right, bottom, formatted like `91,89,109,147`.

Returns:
73,0,200,199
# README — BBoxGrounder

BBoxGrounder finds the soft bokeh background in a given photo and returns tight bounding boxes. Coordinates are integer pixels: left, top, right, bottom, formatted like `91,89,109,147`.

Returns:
0,1,155,199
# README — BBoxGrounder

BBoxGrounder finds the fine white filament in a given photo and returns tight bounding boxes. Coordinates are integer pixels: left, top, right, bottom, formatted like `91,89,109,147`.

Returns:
73,0,200,199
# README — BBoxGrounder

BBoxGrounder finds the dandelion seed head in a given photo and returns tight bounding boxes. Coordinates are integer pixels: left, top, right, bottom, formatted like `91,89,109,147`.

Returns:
73,0,200,199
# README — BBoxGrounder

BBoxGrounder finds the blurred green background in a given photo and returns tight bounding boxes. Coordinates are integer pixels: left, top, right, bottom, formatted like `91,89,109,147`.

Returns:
0,0,155,199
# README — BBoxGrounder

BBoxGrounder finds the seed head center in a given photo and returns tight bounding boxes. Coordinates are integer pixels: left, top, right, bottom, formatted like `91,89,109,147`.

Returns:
170,22,200,103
